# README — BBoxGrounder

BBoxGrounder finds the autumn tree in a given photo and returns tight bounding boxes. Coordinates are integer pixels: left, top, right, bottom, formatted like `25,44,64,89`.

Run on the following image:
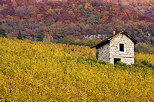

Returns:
36,34,44,42
17,31,24,40
0,28,7,38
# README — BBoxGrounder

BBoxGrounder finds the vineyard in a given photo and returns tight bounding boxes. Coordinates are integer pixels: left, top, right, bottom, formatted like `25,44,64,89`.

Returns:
0,37,154,101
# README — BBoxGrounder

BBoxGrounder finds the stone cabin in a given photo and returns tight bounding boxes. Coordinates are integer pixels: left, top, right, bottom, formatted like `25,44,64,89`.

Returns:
91,31,138,65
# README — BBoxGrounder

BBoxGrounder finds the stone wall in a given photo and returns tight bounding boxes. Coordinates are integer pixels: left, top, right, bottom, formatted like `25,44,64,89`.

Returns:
122,58,134,65
109,34,135,64
96,43,110,62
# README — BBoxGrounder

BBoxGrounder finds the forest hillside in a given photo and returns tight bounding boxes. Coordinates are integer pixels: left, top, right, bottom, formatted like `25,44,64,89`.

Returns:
0,38,154,101
0,0,154,45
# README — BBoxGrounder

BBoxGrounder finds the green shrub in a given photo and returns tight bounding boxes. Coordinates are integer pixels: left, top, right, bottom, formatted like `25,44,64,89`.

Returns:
141,60,154,69
0,28,7,38
135,43,154,54
52,36,101,47
17,31,24,40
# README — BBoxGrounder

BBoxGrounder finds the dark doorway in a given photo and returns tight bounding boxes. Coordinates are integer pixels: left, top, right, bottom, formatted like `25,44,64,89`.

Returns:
114,58,121,64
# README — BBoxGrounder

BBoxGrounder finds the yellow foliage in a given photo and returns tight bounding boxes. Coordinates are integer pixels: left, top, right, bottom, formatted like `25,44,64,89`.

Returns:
0,37,154,101
85,3,92,9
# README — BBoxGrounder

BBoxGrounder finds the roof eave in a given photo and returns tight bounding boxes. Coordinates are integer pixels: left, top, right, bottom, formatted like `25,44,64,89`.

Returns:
91,40,110,49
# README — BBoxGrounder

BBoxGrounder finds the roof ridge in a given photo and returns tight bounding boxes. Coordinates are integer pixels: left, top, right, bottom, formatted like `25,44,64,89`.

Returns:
91,31,138,48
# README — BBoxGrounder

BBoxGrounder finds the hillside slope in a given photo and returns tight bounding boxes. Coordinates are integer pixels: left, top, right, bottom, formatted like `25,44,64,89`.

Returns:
0,38,154,101
10,0,154,17
0,0,154,45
